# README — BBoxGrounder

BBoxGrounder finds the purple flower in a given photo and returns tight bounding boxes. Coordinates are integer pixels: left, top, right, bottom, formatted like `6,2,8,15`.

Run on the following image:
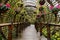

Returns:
56,4,60,9
49,5,54,10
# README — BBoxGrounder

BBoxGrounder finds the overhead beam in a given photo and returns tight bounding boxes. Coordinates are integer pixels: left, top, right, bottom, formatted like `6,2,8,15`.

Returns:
47,0,54,6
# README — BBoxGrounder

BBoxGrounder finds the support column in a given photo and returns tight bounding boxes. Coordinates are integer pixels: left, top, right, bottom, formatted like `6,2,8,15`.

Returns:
40,23,43,36
8,25,13,40
46,24,51,40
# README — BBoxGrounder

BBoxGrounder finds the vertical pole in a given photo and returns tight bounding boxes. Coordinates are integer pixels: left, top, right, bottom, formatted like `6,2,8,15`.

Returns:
46,24,51,40
55,14,57,23
14,12,18,38
35,22,38,32
0,13,2,40
8,25,13,40
15,24,19,38
0,13,3,40
0,27,2,40
40,23,43,36
54,14,57,34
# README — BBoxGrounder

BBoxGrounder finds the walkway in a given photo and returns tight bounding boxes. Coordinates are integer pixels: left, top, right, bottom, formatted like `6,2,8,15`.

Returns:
13,24,47,40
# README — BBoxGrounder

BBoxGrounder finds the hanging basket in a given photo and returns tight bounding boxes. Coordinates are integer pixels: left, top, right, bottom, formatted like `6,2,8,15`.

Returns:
39,0,45,5
0,3,10,13
52,8,59,14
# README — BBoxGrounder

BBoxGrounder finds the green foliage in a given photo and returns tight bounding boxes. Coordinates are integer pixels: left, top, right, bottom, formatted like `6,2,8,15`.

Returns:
0,0,60,40
52,8,59,13
42,26,60,40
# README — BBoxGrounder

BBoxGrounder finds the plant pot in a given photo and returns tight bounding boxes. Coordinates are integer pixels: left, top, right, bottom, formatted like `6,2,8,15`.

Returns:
39,0,45,5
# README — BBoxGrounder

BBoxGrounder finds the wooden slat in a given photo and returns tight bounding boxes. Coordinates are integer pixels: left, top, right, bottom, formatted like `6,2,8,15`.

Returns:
0,22,30,26
40,23,43,36
46,24,51,40
42,22,60,26
8,25,13,40
0,22,20,26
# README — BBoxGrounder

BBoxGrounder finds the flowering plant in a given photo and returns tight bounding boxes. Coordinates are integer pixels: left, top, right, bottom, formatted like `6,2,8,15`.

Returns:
49,4,60,14
52,8,59,14
0,3,10,13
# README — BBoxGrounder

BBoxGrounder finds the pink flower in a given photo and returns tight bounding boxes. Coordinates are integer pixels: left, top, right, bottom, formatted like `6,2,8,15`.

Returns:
56,4,60,9
49,5,54,10
6,3,10,8
0,3,2,7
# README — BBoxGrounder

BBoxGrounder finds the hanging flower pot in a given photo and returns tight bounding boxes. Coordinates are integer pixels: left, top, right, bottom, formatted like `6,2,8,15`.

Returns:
6,3,10,8
52,8,59,15
56,4,60,9
39,0,45,5
50,4,60,14
0,3,10,13
49,5,54,10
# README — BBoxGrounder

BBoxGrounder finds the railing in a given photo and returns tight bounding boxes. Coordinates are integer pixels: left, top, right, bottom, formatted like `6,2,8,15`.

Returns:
0,13,60,40
35,13,60,40
0,22,20,40
35,22,60,40
0,22,30,40
40,22,60,40
0,21,60,40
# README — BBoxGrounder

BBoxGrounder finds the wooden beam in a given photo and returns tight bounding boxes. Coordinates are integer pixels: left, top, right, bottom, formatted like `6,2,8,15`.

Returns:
0,22,19,26
0,22,60,27
8,25,13,40
42,22,60,26
46,24,51,40
0,22,30,26
40,23,43,36
47,0,54,6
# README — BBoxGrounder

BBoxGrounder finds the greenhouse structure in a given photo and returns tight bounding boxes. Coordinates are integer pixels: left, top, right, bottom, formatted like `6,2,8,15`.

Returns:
0,0,60,40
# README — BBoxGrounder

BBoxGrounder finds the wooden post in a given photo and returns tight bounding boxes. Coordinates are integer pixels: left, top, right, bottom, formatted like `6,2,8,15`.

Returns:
35,22,38,32
15,24,19,38
0,13,3,40
8,25,13,40
0,27,2,40
55,14,57,23
46,24,51,40
54,14,57,34
40,23,43,36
